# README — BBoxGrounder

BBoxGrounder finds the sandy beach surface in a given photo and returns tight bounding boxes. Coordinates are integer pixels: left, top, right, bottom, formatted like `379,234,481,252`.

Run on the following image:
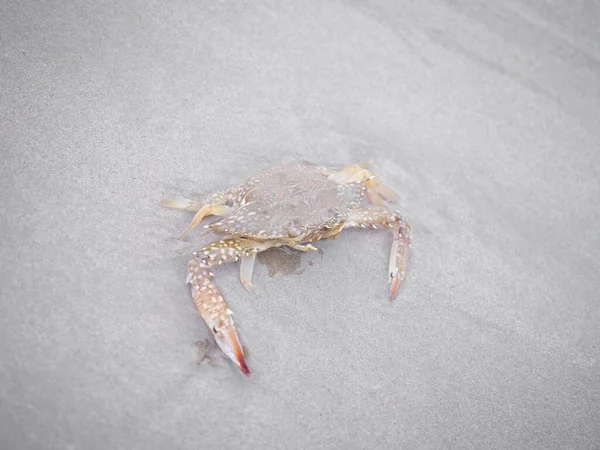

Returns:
1,1,599,448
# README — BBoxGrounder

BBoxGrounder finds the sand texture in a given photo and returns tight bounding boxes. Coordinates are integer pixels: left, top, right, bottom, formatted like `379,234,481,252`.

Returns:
1,1,599,448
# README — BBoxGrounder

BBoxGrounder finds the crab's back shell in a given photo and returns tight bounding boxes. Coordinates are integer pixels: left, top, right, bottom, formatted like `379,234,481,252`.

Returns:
211,164,362,238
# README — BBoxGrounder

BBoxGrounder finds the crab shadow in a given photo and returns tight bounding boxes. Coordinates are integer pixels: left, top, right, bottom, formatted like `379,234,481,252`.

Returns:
257,246,325,278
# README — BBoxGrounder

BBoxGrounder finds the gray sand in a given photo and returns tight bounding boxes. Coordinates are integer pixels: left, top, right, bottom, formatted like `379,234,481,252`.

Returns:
1,1,599,448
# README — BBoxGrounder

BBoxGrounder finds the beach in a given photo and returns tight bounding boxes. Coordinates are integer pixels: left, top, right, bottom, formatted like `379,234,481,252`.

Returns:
1,1,599,448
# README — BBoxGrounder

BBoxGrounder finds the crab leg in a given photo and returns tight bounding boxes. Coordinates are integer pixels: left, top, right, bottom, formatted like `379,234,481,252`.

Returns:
187,238,270,376
326,164,398,206
178,205,233,239
290,243,319,252
239,253,256,293
344,208,412,299
159,198,204,211
160,189,237,239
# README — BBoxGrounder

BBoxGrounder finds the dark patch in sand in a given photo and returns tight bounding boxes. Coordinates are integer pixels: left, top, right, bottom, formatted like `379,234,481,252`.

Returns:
195,339,221,366
258,247,308,277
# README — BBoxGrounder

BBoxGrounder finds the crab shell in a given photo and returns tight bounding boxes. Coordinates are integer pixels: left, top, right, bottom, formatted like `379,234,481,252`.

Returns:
209,164,364,243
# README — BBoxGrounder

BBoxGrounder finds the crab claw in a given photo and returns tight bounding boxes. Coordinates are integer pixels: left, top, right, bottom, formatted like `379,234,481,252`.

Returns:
390,270,402,300
389,220,411,300
213,324,250,376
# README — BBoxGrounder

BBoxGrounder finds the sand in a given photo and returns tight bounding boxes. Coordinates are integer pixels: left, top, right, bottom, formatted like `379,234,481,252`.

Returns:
1,0,599,448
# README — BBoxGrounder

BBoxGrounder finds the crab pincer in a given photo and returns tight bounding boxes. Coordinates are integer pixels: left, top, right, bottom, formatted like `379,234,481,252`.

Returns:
186,241,260,376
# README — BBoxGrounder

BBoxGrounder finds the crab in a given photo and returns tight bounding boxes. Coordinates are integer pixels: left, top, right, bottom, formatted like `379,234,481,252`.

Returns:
161,163,411,376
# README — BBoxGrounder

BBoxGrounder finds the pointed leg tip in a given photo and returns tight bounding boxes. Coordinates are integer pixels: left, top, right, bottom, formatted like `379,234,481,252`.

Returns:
179,227,195,240
242,282,256,294
389,276,400,300
239,362,251,377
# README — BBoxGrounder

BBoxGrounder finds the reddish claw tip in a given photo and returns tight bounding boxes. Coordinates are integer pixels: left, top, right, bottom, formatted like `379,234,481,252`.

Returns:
390,276,400,300
239,360,251,377
221,325,251,377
